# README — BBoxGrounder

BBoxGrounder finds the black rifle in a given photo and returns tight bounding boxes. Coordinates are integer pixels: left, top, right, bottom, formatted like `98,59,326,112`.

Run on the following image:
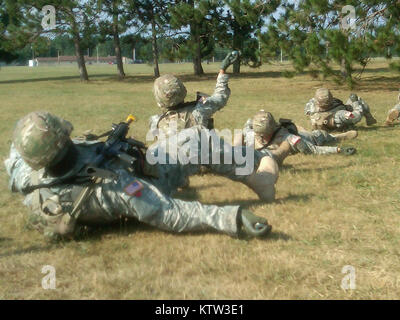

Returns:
71,114,146,219
84,114,146,178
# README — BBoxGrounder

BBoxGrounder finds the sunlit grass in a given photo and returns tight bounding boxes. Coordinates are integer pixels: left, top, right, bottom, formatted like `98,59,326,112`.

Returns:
0,60,399,299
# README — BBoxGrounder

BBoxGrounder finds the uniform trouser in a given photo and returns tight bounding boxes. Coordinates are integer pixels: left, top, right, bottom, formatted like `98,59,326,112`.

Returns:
334,98,370,129
334,109,363,129
147,127,266,191
79,168,240,236
80,127,271,236
292,130,338,155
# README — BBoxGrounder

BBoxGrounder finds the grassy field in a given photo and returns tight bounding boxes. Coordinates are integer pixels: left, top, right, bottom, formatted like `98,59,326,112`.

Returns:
0,60,400,299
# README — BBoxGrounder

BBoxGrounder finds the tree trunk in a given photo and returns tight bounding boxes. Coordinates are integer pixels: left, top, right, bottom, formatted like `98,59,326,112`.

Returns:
73,33,89,81
189,11,204,76
340,58,348,79
112,3,125,79
233,59,241,74
232,23,241,74
193,33,204,76
151,15,160,78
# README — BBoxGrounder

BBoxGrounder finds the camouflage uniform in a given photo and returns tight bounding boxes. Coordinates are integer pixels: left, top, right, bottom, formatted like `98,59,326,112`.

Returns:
149,72,230,137
305,89,376,131
5,139,258,240
242,118,339,156
148,72,279,201
5,111,273,240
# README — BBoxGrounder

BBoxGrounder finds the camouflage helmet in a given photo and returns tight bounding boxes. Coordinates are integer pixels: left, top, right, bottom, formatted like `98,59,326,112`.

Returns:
252,110,278,136
154,74,187,109
13,111,73,170
315,88,333,110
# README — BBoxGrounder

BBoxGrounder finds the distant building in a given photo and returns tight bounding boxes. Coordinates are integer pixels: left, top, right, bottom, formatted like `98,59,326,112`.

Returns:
33,55,130,66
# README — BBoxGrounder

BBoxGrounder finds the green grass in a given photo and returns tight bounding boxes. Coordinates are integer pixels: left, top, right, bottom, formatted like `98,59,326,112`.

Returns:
1,61,400,299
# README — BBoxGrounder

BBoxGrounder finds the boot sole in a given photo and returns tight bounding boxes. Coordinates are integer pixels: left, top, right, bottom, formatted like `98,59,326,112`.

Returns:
385,109,400,126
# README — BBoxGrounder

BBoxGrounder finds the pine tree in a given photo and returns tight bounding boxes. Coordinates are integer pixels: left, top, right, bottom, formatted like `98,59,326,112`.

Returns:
5,0,99,81
261,0,398,88
219,0,279,74
0,0,32,63
127,0,172,78
98,0,136,79
169,0,221,75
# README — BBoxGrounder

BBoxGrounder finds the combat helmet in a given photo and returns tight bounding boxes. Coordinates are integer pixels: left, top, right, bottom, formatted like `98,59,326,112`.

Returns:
13,111,73,170
154,74,187,109
252,110,278,136
315,88,333,110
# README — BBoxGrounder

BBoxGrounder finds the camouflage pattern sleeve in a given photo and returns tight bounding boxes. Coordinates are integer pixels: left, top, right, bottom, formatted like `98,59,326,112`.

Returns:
305,98,318,116
4,144,34,193
345,95,370,115
192,73,231,124
148,114,161,139
5,141,241,238
243,118,254,146
290,131,338,155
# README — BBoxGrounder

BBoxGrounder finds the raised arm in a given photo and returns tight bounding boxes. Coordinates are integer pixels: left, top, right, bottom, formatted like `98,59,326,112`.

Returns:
192,51,239,123
305,98,318,116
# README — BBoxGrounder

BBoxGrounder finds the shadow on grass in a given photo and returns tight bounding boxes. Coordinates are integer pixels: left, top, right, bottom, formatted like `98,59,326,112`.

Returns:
355,124,397,132
206,198,265,208
276,193,313,203
357,76,400,92
267,231,293,241
0,244,54,258
0,70,286,85
1,216,292,246
0,74,114,84
284,162,354,174
77,218,293,242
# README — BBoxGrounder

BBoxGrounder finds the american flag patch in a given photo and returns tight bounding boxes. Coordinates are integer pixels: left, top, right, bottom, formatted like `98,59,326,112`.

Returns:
345,111,355,119
124,180,144,196
289,135,301,145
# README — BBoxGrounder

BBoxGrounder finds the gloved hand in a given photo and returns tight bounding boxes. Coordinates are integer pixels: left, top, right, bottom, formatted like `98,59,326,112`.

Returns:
238,209,272,238
349,93,359,103
220,50,240,71
339,146,356,155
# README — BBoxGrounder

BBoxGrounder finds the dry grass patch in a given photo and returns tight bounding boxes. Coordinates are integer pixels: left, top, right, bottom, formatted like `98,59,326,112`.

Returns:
0,60,400,299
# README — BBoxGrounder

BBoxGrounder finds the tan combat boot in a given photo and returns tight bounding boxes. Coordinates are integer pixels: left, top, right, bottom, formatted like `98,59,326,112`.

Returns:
365,112,377,126
331,130,358,142
270,140,292,166
244,156,279,202
384,109,400,126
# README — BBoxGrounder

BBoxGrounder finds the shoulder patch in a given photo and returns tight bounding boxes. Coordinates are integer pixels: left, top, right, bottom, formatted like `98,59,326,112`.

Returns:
345,111,355,119
124,180,144,197
288,135,301,145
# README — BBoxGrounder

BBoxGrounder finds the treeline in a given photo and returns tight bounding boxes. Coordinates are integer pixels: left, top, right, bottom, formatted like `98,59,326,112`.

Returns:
0,0,399,87
11,34,232,66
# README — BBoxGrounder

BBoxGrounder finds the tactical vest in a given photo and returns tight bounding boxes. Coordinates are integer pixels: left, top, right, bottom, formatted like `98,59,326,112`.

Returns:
157,106,199,133
157,93,215,133
310,112,336,130
254,119,299,150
